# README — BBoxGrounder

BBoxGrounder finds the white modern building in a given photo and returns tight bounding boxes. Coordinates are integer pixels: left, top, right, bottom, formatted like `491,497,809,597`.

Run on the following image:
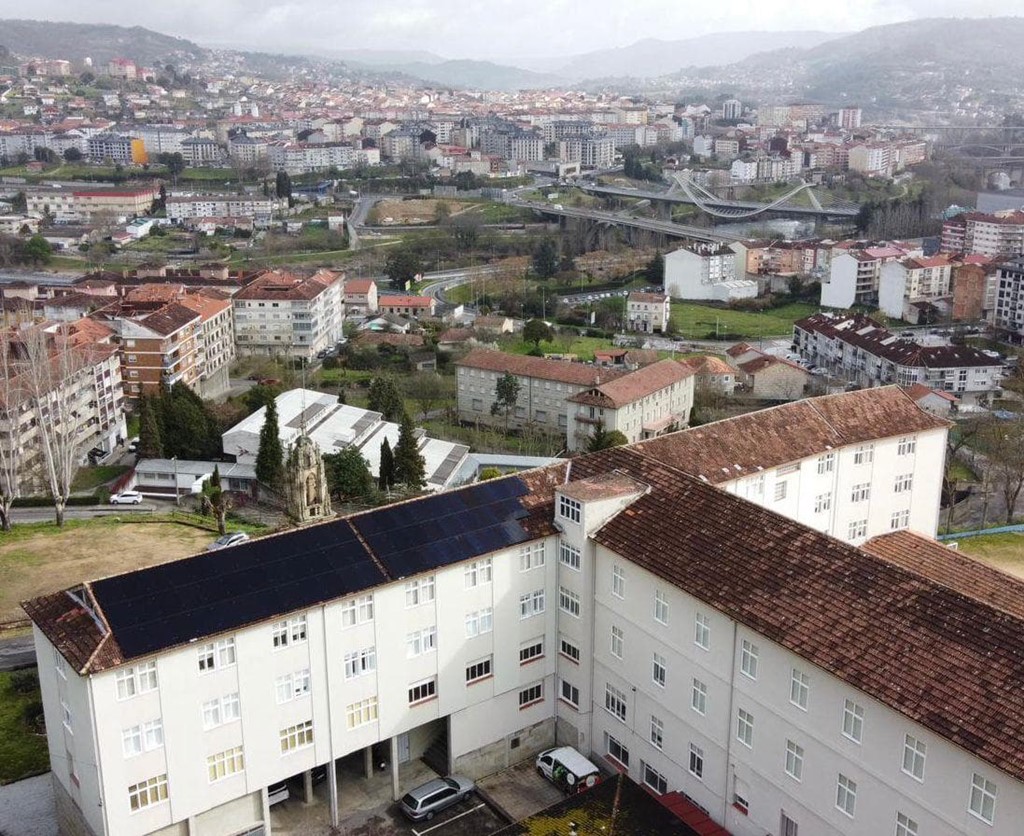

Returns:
878,256,953,320
625,291,671,334
28,386,1024,836
166,194,283,227
820,246,907,309
664,244,756,302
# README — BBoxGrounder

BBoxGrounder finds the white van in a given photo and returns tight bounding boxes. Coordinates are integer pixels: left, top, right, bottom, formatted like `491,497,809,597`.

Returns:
536,746,602,793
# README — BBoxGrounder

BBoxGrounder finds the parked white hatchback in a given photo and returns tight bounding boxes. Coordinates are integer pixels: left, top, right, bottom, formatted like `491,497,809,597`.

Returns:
109,491,143,505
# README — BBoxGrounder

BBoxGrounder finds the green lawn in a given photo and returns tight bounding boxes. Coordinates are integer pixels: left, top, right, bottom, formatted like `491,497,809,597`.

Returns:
957,532,1024,580
670,302,817,340
0,670,50,784
71,465,130,492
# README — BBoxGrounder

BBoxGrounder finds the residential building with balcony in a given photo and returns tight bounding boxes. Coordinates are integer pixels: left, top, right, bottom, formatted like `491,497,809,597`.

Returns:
107,303,203,398
820,246,906,309
233,269,345,361
178,293,236,399
794,312,1003,404
343,279,378,316
664,243,755,302
878,256,953,321
26,183,160,223
29,386,1024,836
166,194,282,227
625,292,671,334
952,256,998,322
993,258,1024,338
941,211,1024,259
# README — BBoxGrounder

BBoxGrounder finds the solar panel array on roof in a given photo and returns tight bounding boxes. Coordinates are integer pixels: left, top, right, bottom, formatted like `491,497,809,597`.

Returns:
352,477,532,578
92,521,385,659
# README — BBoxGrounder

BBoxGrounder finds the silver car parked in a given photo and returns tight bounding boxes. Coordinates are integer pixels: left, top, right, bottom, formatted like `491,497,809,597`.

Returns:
399,775,475,821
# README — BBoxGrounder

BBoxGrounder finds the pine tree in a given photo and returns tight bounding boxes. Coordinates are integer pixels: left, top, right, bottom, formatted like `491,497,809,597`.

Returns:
394,412,426,490
255,400,284,491
137,394,163,458
378,437,395,491
367,375,404,422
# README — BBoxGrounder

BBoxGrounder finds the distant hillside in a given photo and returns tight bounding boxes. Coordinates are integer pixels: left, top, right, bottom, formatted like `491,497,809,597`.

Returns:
552,31,843,80
379,59,562,91
0,19,204,67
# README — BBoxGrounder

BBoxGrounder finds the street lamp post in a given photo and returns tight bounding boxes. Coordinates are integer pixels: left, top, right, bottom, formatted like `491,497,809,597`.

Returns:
172,456,179,506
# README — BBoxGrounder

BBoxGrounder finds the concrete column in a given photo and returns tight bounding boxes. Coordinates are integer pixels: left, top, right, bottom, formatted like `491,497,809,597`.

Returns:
364,745,374,780
262,788,273,836
328,759,339,828
391,735,401,801
303,769,314,805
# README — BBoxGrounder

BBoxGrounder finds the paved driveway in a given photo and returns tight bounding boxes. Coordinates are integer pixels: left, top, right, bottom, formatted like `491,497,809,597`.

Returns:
0,773,57,836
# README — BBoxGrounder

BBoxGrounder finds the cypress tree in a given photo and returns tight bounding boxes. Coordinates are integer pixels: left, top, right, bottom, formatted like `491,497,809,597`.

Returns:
393,412,426,490
378,437,395,491
255,399,284,491
137,394,163,458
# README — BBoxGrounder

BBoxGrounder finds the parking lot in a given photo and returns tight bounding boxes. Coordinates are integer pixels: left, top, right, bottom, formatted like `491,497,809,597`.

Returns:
358,796,508,836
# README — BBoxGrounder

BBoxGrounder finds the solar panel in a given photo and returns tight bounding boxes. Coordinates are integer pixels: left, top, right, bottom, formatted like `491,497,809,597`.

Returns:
92,520,386,659
352,477,532,578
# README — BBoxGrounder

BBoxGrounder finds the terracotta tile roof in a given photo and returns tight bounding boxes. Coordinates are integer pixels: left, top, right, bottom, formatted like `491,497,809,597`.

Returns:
559,473,646,502
352,331,425,347
378,295,434,307
862,531,1024,621
457,349,626,388
139,302,201,337
178,292,232,321
21,585,125,674
627,291,669,304
725,342,753,358
567,359,693,408
124,284,185,303
631,386,947,484
235,269,342,301
344,279,375,293
586,446,1024,786
437,328,475,343
903,383,958,403
682,355,734,376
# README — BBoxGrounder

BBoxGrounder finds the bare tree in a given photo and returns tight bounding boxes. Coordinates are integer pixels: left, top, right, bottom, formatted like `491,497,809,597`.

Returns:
979,418,1024,525
0,339,24,530
22,326,91,527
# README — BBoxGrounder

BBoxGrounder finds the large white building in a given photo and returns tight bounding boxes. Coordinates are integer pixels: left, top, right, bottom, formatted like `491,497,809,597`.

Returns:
820,246,906,309
166,194,283,227
878,256,953,320
29,386,1024,836
664,244,756,302
232,269,345,362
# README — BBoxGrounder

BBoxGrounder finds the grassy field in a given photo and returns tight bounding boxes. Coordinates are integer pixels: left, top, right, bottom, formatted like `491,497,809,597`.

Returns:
0,670,49,784
956,532,1024,580
670,302,817,340
70,465,130,493
0,519,224,622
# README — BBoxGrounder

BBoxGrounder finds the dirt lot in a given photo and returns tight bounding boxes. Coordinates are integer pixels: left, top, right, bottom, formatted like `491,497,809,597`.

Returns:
957,532,1024,580
373,199,471,226
0,521,215,621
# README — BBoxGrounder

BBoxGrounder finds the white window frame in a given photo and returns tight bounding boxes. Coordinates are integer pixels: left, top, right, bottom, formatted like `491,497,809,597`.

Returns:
406,626,437,658
736,708,754,748
519,542,545,571
854,443,874,464
842,699,864,743
836,773,857,818
654,589,669,625
740,639,758,679
519,637,544,665
341,594,374,627
128,774,168,812
652,652,667,688
689,743,704,779
272,615,307,649
279,719,314,753
611,563,624,598
650,715,664,750
610,625,623,658
518,681,543,708
519,591,544,620
694,612,710,650
198,638,236,673
404,576,436,607
848,519,868,540
559,586,581,617
817,451,835,474
115,661,158,700
894,473,913,494
465,655,493,684
897,436,917,456
851,482,870,502
896,812,919,836
343,648,377,680
559,494,581,523
207,746,244,783
559,539,581,570
642,762,668,795
346,697,378,729
408,677,437,705
560,678,579,708
890,508,910,530
605,683,627,722
464,558,493,588
785,740,804,781
814,492,832,514
606,733,629,767
969,773,997,824
691,678,708,715
465,607,494,636
560,636,580,663
790,668,809,710
901,734,926,781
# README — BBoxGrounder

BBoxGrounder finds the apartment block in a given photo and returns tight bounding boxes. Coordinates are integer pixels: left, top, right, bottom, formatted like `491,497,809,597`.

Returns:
994,258,1024,338
820,246,906,309
166,194,282,227
177,293,236,399
343,279,378,316
625,291,671,333
30,387,1024,836
233,269,345,361
26,183,160,223
664,243,755,302
108,303,204,398
941,211,1024,259
878,256,953,320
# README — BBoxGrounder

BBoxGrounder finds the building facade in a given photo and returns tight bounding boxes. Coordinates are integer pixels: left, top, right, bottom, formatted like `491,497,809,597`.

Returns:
625,292,671,333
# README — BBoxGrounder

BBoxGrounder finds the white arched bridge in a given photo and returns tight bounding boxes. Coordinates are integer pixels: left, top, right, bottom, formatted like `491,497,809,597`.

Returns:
578,174,861,220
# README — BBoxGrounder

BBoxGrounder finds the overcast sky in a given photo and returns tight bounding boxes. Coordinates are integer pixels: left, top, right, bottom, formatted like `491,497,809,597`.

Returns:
0,1,1021,61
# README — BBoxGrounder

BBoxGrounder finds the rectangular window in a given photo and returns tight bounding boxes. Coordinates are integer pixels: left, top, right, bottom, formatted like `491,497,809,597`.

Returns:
689,743,704,779
279,719,314,753
817,452,835,473
128,774,168,811
902,734,926,781
612,564,625,598
343,648,376,680
116,661,158,700
890,509,910,530
519,591,544,620
559,586,581,617
650,715,664,750
969,774,997,824
407,626,437,657
405,576,436,606
559,540,581,570
842,699,864,743
341,594,374,626
409,677,437,705
610,625,624,658
606,734,629,768
654,590,669,625
560,678,579,708
814,492,832,514
642,763,668,795
694,612,710,650
781,813,799,836
851,482,870,502
897,436,917,456
786,740,804,781
836,774,857,818
737,708,754,747
202,693,240,729
55,651,67,679
896,812,919,836
848,519,868,540
520,638,544,664
652,652,666,688
519,681,543,708
559,495,581,523
519,542,545,571
605,683,627,722
740,639,758,679
466,607,495,636
198,638,236,673
790,669,809,710
466,656,493,684
854,443,874,464
464,558,493,588
272,616,307,649
560,636,581,663
774,481,787,501
207,746,244,782
692,678,708,715
894,473,913,493
346,697,378,729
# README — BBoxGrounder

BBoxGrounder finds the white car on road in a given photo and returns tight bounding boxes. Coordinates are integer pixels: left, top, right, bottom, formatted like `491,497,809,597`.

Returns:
109,491,143,505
